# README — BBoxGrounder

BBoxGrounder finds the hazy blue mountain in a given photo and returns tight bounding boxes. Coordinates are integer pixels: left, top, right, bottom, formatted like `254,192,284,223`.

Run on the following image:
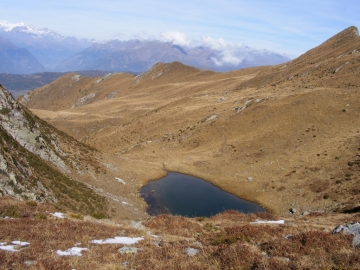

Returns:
0,36,44,74
57,40,290,72
0,20,94,69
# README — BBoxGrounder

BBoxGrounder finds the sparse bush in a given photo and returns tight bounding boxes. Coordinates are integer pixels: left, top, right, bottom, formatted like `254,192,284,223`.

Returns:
0,205,21,218
26,201,37,207
35,213,47,219
0,107,10,114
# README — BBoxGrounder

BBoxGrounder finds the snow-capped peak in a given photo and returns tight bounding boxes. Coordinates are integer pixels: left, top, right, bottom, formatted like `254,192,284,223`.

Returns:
0,20,58,36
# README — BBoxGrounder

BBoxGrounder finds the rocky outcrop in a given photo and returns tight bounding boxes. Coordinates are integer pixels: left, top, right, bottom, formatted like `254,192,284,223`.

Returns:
0,85,69,173
333,222,360,248
0,85,60,201
0,85,109,217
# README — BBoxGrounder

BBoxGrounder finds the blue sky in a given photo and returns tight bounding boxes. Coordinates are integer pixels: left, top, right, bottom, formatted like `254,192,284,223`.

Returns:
2,0,359,57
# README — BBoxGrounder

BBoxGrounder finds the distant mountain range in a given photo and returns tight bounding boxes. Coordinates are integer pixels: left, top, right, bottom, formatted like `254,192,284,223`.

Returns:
57,39,289,73
0,35,44,74
0,20,290,74
0,20,94,70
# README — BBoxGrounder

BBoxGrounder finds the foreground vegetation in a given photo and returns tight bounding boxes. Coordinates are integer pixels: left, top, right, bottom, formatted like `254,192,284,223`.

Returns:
1,197,359,269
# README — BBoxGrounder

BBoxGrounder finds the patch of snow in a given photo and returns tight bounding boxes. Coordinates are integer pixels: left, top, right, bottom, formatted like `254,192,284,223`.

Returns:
91,236,144,245
56,247,88,256
0,244,18,252
0,241,30,252
115,177,126,184
0,20,56,35
11,241,30,246
51,212,65,218
250,220,285,224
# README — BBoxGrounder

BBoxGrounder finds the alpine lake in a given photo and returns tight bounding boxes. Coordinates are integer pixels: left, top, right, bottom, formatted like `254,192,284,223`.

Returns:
140,172,265,217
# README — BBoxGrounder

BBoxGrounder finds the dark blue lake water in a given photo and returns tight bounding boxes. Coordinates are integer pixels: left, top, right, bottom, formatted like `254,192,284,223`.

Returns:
140,172,265,217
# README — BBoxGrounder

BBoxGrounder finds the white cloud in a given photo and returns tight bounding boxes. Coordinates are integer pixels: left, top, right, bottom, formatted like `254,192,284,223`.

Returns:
159,31,190,46
200,36,228,50
210,50,244,67
217,51,244,66
199,37,247,66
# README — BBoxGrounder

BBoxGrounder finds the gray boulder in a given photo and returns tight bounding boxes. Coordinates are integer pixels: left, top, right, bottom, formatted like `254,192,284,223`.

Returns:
333,222,360,248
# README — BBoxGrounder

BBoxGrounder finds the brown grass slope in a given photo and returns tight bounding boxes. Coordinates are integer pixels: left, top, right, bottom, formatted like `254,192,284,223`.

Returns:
236,26,360,91
21,27,360,217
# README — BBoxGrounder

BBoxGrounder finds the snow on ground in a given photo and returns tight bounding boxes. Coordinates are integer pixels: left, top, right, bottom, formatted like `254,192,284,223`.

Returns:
56,247,88,256
146,231,160,238
51,212,65,218
0,241,30,252
250,220,285,224
91,236,144,245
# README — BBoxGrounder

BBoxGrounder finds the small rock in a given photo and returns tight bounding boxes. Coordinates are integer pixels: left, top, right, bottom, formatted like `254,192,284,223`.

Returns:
289,208,296,214
130,221,145,230
184,247,200,256
278,257,290,263
247,177,253,181
118,246,140,254
24,261,36,266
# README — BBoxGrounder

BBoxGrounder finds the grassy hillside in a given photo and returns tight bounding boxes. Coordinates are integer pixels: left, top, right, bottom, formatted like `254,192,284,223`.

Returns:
20,27,360,217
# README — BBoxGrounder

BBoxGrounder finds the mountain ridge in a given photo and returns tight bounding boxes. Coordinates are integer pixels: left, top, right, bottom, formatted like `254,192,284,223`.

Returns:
56,39,290,73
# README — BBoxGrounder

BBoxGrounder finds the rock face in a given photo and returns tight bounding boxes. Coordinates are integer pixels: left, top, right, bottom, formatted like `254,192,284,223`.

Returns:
0,85,56,201
0,85,108,217
0,85,68,173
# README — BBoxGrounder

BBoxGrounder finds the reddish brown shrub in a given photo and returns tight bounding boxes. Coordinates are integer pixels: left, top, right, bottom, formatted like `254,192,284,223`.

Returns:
143,214,202,237
213,243,263,269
